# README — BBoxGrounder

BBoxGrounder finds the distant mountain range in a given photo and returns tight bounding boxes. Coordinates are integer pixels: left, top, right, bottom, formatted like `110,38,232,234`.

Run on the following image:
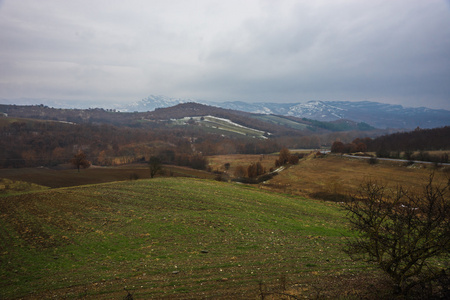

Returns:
2,95,449,129
118,95,450,129
0,102,377,137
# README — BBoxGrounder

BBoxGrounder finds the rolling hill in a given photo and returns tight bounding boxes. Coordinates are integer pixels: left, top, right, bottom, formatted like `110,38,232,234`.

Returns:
0,177,387,299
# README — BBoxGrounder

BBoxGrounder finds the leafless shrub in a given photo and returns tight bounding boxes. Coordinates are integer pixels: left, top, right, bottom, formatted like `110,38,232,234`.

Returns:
342,173,450,297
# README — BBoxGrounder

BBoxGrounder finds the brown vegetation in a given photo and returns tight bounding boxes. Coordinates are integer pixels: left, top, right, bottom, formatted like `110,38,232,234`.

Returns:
343,175,450,297
264,154,450,200
70,151,91,172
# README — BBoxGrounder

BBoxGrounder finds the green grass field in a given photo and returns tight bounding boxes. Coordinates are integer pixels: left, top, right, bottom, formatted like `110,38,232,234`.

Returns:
253,115,309,131
0,177,388,299
170,116,267,139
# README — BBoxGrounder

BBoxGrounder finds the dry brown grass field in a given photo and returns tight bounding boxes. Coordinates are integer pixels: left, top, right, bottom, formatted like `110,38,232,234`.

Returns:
264,154,449,199
208,152,449,201
207,150,316,175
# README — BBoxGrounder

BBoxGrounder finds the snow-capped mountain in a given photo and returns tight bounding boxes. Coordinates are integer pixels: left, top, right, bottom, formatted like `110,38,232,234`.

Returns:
234,100,450,129
117,96,450,129
282,100,450,129
287,101,347,120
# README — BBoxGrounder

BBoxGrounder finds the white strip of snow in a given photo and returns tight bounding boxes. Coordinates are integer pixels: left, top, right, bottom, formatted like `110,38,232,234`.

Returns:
204,115,268,134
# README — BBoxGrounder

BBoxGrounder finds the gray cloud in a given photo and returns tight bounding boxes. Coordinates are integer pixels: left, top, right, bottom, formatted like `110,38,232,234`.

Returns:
0,0,449,109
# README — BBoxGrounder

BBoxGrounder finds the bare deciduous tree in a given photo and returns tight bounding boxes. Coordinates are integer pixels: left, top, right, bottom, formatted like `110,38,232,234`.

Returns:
343,174,450,297
247,162,265,179
278,148,291,165
70,151,91,172
234,165,247,178
148,156,162,178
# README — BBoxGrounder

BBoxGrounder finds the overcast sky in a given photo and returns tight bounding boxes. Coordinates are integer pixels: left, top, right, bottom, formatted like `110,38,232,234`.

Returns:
1,0,449,109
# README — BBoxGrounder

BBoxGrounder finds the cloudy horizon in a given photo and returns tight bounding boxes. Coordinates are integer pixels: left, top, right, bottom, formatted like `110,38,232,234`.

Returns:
1,0,449,110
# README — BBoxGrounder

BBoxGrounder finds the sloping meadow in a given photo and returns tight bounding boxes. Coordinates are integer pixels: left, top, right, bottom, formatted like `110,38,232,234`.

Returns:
0,178,378,299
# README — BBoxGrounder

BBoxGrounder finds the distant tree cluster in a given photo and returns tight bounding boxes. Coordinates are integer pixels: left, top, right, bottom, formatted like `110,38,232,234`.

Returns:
0,118,277,169
232,162,266,179
232,147,303,183
247,162,266,178
330,138,370,154
331,127,450,163
0,121,189,168
275,148,301,167
365,126,450,153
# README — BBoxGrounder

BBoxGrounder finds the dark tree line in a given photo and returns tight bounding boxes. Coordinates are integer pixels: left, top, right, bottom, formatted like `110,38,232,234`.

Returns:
366,126,450,153
0,121,187,168
331,126,450,163
330,138,370,154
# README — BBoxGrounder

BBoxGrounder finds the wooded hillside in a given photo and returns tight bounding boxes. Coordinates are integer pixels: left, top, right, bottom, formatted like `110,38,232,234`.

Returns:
0,103,391,168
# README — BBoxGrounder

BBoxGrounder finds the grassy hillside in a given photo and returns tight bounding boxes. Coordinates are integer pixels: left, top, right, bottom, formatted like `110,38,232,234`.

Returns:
0,164,216,189
171,116,268,139
0,178,388,299
0,178,49,195
253,115,310,131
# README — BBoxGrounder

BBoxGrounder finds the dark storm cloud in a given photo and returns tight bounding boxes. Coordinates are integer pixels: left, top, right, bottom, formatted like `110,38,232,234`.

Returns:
0,0,449,109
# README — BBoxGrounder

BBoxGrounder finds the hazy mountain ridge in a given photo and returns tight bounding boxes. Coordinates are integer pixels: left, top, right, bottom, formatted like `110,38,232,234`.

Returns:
2,95,449,129
120,95,194,112
118,96,449,129
214,101,450,129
